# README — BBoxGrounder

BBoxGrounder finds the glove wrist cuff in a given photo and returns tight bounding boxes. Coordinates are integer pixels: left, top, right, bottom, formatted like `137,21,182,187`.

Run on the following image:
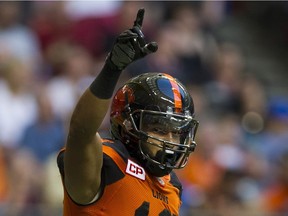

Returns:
89,62,122,99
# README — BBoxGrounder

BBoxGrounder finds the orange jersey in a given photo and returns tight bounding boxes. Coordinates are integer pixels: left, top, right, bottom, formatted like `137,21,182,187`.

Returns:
57,139,182,216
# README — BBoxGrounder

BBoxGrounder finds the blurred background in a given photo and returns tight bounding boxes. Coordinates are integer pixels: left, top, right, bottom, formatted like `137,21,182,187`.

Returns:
0,1,287,216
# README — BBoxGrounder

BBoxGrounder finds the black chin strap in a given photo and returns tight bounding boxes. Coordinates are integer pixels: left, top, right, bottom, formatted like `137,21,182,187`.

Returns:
144,159,172,177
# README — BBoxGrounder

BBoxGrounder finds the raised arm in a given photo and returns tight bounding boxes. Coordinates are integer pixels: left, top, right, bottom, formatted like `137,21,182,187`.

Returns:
63,8,158,204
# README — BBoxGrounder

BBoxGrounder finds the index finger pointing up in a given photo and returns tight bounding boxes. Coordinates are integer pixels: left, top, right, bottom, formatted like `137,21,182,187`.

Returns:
133,8,145,29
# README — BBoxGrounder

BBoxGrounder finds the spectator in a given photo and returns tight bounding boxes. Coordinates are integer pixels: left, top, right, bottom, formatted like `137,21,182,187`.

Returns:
204,42,245,115
261,152,288,214
46,45,95,122
0,1,42,74
0,57,37,148
19,86,65,163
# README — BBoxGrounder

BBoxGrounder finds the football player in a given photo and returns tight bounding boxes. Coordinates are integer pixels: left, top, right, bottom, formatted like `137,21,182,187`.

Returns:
57,8,199,216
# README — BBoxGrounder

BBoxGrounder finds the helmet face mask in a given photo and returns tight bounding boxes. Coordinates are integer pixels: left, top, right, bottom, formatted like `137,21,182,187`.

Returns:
110,73,199,176
124,109,198,170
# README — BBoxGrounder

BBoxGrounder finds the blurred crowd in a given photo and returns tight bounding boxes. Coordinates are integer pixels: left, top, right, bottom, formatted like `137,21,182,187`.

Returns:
0,1,287,216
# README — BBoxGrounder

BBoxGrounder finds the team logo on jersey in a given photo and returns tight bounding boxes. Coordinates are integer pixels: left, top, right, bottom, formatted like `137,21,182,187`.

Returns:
126,159,146,180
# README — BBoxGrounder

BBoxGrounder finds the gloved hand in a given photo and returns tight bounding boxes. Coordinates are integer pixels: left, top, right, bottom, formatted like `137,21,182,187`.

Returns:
107,8,158,71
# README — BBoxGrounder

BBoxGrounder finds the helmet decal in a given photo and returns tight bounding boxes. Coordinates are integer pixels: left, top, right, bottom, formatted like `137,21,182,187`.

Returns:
111,85,134,117
157,74,183,113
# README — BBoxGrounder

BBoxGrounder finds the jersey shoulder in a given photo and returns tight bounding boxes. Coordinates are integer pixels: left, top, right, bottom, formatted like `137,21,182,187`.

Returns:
101,138,131,185
102,138,130,162
56,139,129,181
170,171,183,199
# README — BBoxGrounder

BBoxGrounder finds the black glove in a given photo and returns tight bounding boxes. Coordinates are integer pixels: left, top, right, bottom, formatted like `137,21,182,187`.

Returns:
107,8,158,70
